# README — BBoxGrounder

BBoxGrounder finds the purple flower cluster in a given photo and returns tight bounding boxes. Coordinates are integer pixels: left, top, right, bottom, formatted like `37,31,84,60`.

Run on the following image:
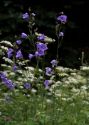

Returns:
0,72,15,90
7,48,23,60
2,11,68,93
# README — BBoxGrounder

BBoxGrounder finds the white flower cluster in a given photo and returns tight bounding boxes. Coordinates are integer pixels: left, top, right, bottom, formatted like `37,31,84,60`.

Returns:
0,40,13,47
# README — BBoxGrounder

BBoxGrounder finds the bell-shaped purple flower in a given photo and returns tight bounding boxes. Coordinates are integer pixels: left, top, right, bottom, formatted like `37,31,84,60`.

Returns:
28,54,34,59
35,42,48,57
22,12,30,21
59,32,64,37
13,64,18,72
35,50,45,57
50,59,58,67
16,50,23,59
16,40,22,45
44,80,49,89
37,42,48,51
5,79,15,90
21,32,28,39
57,15,67,24
35,51,39,57
0,72,7,79
1,75,15,90
24,83,31,89
45,67,53,76
37,34,45,41
7,48,13,58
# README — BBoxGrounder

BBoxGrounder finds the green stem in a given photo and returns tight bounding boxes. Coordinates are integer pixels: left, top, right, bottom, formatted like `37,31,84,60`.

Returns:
56,37,63,61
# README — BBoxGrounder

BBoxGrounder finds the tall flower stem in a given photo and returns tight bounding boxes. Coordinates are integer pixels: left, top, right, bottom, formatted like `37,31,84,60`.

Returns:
56,36,63,61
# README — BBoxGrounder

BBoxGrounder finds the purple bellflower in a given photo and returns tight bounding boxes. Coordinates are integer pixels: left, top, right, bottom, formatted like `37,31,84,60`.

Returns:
16,40,22,45
13,64,18,72
37,34,45,41
0,72,7,79
24,83,31,89
35,51,39,57
44,80,50,89
0,73,15,90
4,79,15,90
21,32,28,39
37,42,48,51
45,67,53,76
59,32,64,37
7,48,13,58
35,42,48,57
57,15,67,24
16,50,23,59
28,54,34,60
22,12,30,21
50,59,58,67
35,50,45,57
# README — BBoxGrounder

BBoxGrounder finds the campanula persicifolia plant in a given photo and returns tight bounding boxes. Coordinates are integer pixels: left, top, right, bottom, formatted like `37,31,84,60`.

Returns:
0,9,67,124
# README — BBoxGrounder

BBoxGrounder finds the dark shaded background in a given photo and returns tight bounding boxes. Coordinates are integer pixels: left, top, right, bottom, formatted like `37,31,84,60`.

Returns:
0,0,89,67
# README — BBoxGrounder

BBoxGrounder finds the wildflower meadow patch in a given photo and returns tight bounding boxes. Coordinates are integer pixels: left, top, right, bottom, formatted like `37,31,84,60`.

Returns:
0,8,89,125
